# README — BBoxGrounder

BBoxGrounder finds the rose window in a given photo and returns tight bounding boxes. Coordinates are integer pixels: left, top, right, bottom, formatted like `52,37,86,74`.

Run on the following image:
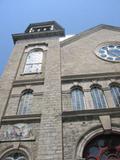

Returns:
83,134,120,160
96,44,120,62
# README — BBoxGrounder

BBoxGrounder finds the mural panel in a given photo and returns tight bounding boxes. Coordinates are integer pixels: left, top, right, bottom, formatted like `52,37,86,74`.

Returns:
0,123,34,141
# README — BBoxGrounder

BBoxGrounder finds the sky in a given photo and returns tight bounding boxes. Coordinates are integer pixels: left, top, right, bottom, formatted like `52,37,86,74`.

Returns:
0,0,120,75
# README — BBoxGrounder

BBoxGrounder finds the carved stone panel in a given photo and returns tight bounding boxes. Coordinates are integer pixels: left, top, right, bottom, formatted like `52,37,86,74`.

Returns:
0,123,34,141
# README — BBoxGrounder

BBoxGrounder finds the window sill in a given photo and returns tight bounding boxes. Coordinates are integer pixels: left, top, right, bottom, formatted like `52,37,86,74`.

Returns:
20,72,42,76
62,107,120,122
13,78,44,86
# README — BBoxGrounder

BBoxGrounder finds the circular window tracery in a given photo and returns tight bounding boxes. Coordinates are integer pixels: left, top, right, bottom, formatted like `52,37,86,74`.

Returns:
83,134,120,160
1,151,28,160
96,44,120,62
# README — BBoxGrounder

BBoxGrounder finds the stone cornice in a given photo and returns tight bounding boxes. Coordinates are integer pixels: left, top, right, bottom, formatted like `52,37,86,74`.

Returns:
62,108,120,122
13,78,44,86
2,114,41,124
61,72,120,83
12,30,65,44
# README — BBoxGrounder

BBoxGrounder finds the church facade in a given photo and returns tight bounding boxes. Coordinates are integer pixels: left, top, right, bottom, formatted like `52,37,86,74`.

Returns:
0,21,120,160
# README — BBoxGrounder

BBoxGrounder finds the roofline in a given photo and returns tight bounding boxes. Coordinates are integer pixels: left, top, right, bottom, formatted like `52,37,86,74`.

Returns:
60,24,120,47
12,30,65,44
25,21,64,33
12,21,65,44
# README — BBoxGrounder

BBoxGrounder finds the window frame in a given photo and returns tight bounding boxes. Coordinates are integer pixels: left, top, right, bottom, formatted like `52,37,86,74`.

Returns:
17,89,33,115
110,83,120,107
71,86,85,110
91,84,107,109
23,48,43,74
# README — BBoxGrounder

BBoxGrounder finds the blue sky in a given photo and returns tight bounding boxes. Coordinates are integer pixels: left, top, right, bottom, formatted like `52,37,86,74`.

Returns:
0,0,120,75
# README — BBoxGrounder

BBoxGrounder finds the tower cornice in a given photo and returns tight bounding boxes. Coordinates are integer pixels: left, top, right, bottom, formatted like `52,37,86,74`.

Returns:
12,21,65,43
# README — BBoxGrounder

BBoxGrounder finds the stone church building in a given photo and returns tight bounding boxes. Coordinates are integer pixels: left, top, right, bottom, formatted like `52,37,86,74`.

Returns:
0,21,120,160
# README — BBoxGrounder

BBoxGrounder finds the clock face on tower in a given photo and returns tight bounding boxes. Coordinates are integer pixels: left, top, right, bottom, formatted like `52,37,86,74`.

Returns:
96,44,120,62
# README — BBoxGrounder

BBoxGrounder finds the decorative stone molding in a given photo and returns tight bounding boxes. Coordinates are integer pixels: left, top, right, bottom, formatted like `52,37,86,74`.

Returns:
61,72,120,83
75,127,104,160
62,108,120,122
0,123,34,142
13,78,44,86
25,85,32,89
99,115,111,131
25,43,48,53
75,125,120,160
73,81,80,86
0,146,32,160
2,114,41,124
13,142,20,149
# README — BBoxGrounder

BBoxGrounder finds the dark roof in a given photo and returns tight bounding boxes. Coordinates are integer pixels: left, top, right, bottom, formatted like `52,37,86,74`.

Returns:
12,21,65,44
25,21,64,33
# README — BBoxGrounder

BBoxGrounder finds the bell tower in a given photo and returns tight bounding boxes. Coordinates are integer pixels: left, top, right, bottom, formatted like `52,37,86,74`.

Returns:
0,21,120,160
0,21,65,160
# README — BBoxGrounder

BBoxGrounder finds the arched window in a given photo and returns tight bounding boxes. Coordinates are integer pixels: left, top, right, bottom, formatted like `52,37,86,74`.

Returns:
91,85,107,109
71,86,85,110
24,49,43,73
110,83,120,107
1,151,28,160
83,133,120,160
17,89,33,115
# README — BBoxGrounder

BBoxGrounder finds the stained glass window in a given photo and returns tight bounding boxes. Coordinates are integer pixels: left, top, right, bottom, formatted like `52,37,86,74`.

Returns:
17,89,33,115
91,85,107,109
2,151,27,160
83,134,120,160
71,87,85,110
24,49,43,73
110,84,120,107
